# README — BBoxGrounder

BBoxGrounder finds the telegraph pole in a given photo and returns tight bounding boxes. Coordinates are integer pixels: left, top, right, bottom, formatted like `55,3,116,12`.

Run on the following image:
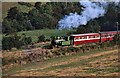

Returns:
116,22,119,38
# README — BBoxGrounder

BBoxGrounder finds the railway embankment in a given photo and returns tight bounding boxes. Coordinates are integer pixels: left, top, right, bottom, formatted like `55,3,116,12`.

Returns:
3,48,118,76
2,42,118,73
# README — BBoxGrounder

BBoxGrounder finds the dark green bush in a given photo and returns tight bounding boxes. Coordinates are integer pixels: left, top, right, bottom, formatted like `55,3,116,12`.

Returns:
67,46,79,52
38,34,45,42
2,36,14,50
46,38,50,41
2,34,32,50
42,44,53,49
24,37,32,45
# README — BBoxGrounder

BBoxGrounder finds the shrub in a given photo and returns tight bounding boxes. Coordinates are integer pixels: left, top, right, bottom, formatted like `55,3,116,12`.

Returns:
2,34,32,50
113,34,120,45
50,36,56,47
54,50,62,56
42,44,53,49
13,34,23,49
67,46,79,52
24,37,32,45
2,36,14,50
2,58,9,65
38,34,45,42
46,38,50,41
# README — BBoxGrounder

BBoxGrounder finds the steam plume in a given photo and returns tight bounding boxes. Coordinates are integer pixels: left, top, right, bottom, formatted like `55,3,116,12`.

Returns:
58,0,107,29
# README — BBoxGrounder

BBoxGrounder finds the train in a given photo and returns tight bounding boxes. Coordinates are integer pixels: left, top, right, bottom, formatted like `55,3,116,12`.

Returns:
55,31,120,46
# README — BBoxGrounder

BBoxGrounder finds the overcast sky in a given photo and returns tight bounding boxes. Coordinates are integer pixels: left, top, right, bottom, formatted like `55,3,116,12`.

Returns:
2,0,120,2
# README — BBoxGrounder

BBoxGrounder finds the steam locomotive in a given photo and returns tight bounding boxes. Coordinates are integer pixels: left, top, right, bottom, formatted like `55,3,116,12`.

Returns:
55,31,120,46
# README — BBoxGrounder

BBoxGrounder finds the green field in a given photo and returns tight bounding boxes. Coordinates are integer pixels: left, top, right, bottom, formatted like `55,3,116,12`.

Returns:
2,2,34,19
1,29,75,43
17,29,75,42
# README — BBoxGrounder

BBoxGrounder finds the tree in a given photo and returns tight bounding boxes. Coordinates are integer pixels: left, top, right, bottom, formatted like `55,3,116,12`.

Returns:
28,8,42,29
7,7,20,20
86,20,101,33
50,2,64,19
63,2,82,15
18,2,33,7
3,6,34,34
76,25,87,34
98,2,119,31
34,2,42,10
2,36,14,50
2,18,16,34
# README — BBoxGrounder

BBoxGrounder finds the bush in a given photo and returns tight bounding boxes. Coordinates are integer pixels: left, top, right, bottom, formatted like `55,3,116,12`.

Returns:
2,34,32,50
38,34,45,42
67,46,79,52
2,36,14,50
113,34,120,45
24,37,32,45
42,44,53,49
46,38,50,41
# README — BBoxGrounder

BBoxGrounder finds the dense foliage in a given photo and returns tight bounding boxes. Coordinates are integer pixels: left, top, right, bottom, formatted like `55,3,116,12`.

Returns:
2,2,82,34
2,34,32,50
38,34,46,42
3,2,120,34
76,2,120,34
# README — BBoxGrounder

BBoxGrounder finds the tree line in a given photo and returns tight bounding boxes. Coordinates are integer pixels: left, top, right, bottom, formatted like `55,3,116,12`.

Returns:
2,2,82,34
3,2,120,34
2,34,47,50
76,2,120,34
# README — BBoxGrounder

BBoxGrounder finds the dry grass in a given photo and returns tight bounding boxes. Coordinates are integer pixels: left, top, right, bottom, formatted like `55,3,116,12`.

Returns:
3,49,119,76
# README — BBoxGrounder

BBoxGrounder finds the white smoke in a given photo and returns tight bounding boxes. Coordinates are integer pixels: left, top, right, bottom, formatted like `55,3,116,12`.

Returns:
58,0,107,29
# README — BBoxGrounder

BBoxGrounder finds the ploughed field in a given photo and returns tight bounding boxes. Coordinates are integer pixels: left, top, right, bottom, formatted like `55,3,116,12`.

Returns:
3,49,119,76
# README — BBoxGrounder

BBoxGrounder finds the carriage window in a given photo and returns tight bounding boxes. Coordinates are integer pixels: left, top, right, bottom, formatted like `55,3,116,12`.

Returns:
102,35,105,37
89,36,94,38
111,34,113,36
80,37,82,39
82,36,87,39
82,37,84,39
74,37,79,40
89,36,92,38
92,36,95,38
108,35,111,37
95,36,99,38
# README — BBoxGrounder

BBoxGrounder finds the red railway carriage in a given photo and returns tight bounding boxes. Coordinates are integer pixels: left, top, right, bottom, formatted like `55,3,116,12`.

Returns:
99,31,120,42
56,31,120,46
71,33,100,45
70,31,120,45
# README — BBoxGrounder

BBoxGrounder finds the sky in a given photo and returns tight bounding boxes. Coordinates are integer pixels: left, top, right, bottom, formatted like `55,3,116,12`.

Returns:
1,0,120,2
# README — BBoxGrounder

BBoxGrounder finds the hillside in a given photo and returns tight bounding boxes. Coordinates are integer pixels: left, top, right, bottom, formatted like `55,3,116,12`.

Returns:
11,29,75,42
3,49,119,76
2,2,34,19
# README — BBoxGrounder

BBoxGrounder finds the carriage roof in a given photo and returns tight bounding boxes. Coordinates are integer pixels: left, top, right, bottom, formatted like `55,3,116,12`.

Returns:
71,33,99,37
